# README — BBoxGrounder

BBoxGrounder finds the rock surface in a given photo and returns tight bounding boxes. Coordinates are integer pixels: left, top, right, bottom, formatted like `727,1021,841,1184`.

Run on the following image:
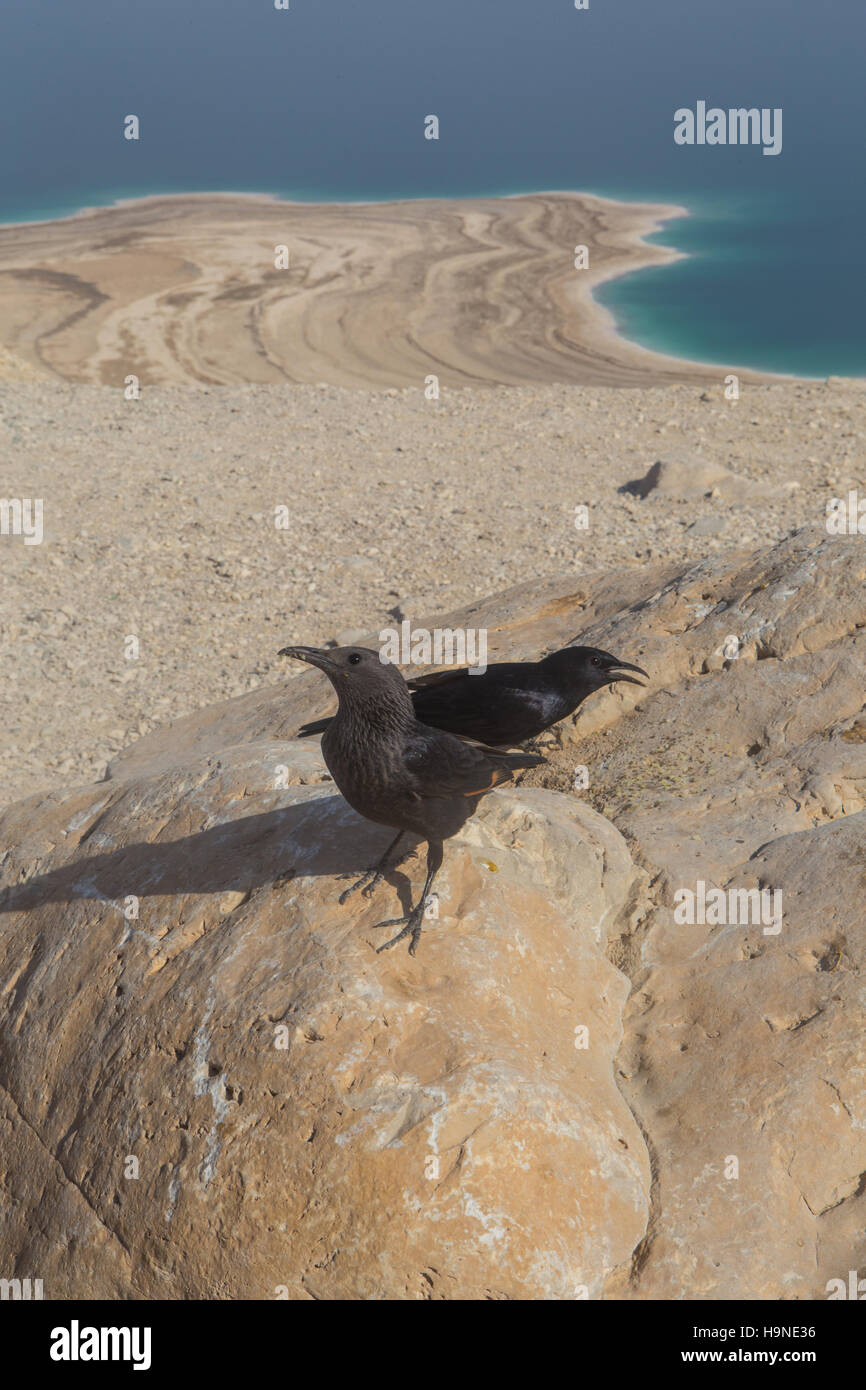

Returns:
621,451,788,502
519,526,866,1299
1,523,865,1299
0,746,646,1299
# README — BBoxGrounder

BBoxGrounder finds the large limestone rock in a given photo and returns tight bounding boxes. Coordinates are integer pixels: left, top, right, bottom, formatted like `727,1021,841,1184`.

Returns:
2,521,864,1300
517,526,866,1299
612,811,866,1301
0,742,647,1299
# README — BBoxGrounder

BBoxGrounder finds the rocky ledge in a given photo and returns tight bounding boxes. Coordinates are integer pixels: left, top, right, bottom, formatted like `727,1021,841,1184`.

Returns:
0,525,864,1298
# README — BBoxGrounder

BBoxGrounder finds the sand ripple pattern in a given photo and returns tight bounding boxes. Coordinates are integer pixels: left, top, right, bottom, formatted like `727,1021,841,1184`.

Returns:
0,192,763,389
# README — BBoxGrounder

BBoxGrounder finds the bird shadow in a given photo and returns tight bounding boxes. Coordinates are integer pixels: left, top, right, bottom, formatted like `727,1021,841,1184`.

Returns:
0,795,420,919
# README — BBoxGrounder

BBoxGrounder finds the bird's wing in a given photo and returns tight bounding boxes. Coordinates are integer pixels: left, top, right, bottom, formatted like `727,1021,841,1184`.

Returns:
407,662,527,691
408,665,552,745
403,730,542,798
406,666,472,690
468,740,546,771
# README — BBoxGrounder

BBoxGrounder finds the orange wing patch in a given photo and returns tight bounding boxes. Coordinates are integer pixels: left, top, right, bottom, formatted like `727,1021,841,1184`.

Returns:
462,766,513,797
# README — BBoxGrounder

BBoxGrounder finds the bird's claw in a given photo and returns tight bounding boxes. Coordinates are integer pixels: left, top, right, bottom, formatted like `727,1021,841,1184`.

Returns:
337,845,415,905
372,912,424,955
338,868,379,905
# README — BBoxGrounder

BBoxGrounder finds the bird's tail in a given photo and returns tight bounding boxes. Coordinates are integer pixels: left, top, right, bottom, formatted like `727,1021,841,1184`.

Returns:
488,748,546,771
296,715,333,738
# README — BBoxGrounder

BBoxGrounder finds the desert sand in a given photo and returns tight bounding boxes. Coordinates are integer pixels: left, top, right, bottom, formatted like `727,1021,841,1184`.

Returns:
0,190,776,389
1,373,864,806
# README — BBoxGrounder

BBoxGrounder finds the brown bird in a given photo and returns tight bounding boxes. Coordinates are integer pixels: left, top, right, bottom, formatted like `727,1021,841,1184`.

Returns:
279,644,544,954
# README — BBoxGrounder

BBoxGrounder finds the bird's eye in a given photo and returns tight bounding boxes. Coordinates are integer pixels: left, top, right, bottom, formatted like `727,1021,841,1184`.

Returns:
591,656,601,666
348,653,362,665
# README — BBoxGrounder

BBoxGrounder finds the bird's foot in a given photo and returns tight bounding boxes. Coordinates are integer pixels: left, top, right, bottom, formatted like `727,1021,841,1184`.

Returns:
337,866,384,905
337,846,415,905
371,903,427,956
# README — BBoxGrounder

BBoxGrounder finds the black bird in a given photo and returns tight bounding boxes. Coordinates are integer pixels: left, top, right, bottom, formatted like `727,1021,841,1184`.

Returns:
279,644,544,955
296,644,648,747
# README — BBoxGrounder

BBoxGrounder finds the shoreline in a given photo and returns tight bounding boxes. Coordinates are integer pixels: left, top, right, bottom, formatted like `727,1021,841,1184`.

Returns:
0,188,792,389
0,184,684,226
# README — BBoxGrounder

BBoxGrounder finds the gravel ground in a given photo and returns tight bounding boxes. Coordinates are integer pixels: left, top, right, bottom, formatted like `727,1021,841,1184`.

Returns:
1,376,863,807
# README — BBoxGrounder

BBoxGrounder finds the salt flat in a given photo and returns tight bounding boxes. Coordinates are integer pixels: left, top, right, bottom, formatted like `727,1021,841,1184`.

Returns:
0,190,773,389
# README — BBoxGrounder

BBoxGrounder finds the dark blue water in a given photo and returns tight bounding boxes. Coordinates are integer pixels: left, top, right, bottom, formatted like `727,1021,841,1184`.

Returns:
2,0,864,376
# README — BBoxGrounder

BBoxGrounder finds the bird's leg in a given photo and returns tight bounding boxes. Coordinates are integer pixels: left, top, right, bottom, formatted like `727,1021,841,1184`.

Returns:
532,725,564,754
373,840,444,956
338,830,410,905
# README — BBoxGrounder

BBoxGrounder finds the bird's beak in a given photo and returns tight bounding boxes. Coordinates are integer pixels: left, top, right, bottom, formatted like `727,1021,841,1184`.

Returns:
278,645,340,675
604,659,648,688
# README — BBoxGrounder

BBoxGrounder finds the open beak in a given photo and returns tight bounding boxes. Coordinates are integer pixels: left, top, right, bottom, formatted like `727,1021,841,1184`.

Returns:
278,645,340,675
604,659,648,688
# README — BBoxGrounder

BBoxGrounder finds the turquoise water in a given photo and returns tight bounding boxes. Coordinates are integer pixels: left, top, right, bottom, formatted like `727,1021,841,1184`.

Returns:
2,0,864,377
595,190,866,379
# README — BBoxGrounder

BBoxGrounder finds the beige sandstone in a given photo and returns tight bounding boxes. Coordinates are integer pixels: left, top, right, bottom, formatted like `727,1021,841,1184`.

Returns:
1,525,864,1298
0,749,647,1299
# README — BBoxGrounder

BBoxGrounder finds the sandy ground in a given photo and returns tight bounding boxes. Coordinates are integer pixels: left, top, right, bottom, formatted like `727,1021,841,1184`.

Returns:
1,191,861,806
0,190,778,389
2,373,863,807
